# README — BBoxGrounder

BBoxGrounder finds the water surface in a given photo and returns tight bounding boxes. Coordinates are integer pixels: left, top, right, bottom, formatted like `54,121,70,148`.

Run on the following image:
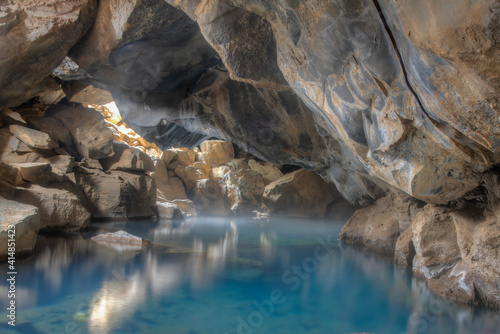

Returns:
1,217,499,334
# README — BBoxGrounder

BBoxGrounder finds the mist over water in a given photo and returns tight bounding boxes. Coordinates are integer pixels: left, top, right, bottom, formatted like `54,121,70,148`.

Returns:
1,217,499,334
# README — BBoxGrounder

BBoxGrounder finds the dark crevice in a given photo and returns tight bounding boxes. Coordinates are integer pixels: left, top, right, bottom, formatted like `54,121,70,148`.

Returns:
370,0,429,117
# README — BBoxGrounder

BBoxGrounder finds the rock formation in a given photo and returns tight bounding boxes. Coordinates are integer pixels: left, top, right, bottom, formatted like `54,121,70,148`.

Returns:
0,0,498,307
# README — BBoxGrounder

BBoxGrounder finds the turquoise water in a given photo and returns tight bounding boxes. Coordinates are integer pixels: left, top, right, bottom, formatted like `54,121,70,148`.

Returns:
1,217,499,334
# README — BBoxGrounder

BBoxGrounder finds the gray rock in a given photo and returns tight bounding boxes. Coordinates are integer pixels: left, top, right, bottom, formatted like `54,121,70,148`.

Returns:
0,197,40,260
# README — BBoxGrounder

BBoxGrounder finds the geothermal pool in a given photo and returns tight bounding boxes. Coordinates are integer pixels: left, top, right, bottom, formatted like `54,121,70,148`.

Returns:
1,217,499,334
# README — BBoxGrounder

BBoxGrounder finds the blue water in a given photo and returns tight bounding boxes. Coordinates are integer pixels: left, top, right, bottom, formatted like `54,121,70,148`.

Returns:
1,217,499,334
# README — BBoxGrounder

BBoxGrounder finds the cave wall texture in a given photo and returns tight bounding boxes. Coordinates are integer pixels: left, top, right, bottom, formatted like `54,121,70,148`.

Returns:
1,0,499,308
0,0,498,206
2,0,498,206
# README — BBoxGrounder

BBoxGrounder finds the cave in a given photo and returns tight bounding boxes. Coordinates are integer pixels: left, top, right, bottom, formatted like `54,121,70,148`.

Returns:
0,0,499,332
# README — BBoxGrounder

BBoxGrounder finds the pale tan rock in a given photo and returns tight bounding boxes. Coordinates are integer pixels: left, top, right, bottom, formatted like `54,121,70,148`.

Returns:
27,116,73,147
211,165,233,180
80,157,103,170
100,142,154,173
9,124,57,150
412,206,461,277
192,179,227,215
193,161,211,175
15,184,91,232
92,230,151,248
66,83,113,105
248,159,283,182
0,0,97,109
171,199,197,218
174,165,209,193
47,155,75,175
9,163,52,186
0,162,21,198
263,169,335,218
0,197,40,260
199,140,234,166
75,169,156,219
49,104,114,159
224,168,267,214
156,202,183,220
3,110,26,124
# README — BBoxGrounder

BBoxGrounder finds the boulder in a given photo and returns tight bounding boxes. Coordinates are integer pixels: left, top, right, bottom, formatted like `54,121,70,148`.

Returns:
47,155,75,175
91,230,151,248
248,159,283,182
224,168,268,214
0,197,40,260
211,165,233,180
27,116,73,147
192,179,227,216
48,104,114,159
9,163,52,186
339,192,418,254
9,124,57,150
0,0,97,109
174,165,209,193
63,82,113,105
199,140,234,166
100,142,154,173
263,170,335,218
156,202,183,220
15,184,90,232
0,162,21,198
170,199,197,219
75,169,156,219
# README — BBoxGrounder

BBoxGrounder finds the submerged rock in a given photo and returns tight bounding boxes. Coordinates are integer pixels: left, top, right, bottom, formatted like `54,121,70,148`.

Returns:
91,230,151,249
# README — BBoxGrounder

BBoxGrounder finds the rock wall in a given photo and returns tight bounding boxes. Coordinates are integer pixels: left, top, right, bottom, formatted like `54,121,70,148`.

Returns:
339,176,500,309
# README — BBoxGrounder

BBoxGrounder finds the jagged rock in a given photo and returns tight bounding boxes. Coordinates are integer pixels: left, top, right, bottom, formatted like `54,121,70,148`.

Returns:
156,202,183,220
263,170,335,218
224,168,267,214
79,157,102,170
171,148,197,167
211,165,233,180
248,159,283,182
9,163,52,186
75,169,156,219
15,184,90,232
174,165,209,193
91,230,151,248
0,162,21,198
100,142,154,173
412,206,461,277
27,116,73,147
9,124,57,150
192,179,227,215
394,228,415,268
63,82,113,105
171,199,197,218
48,104,114,159
38,76,66,105
47,155,75,175
0,0,97,109
199,140,235,166
3,110,26,125
0,197,40,260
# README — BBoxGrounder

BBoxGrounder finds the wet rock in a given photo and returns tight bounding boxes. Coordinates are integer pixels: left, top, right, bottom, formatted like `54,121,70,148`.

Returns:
75,169,156,219
15,184,91,232
0,197,40,260
91,230,151,248
156,202,183,220
199,140,235,166
9,125,57,150
263,170,335,218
